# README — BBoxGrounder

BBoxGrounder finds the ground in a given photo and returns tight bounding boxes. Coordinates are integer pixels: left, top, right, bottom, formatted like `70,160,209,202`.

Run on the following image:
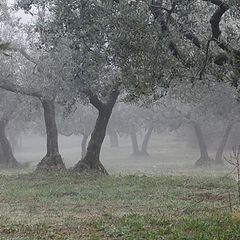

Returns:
1,133,239,239
0,171,240,239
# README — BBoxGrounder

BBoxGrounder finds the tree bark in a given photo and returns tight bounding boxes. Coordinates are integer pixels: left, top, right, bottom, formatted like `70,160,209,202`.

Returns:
74,90,119,174
141,125,154,157
81,134,89,158
36,99,65,171
193,122,212,166
109,130,119,148
215,121,233,165
130,131,140,157
0,120,19,168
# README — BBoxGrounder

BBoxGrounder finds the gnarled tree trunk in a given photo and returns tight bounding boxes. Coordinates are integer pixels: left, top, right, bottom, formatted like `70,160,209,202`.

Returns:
215,122,233,165
141,125,153,157
74,90,119,174
0,120,19,168
193,122,212,166
36,99,65,171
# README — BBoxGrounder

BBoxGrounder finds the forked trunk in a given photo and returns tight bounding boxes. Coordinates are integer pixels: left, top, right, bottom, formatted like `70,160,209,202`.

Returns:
109,130,119,148
193,122,212,166
130,131,140,157
74,90,119,174
215,122,233,164
36,99,65,171
141,125,153,157
0,120,19,168
81,134,89,158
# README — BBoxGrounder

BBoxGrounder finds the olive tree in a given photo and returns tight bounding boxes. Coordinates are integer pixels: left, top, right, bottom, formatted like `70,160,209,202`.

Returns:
33,0,170,174
0,6,74,170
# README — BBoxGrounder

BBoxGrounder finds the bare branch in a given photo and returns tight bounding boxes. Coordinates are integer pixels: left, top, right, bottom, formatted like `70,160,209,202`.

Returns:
203,0,240,58
203,0,229,39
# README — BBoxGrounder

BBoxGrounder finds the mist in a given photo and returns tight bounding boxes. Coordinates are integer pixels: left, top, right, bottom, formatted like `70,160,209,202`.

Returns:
1,0,240,238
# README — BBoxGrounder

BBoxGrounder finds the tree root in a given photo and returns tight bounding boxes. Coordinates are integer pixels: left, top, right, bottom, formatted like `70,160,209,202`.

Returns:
73,159,108,175
36,153,66,171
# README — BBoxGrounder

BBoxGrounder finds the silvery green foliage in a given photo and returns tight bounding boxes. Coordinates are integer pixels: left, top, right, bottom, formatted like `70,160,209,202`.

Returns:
0,29,73,103
15,0,174,102
11,0,240,105
0,0,12,52
0,0,10,22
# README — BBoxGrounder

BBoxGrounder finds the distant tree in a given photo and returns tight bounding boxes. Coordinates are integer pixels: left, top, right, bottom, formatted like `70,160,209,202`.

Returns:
0,90,36,168
0,91,20,167
114,103,167,158
7,97,39,153
107,106,121,148
209,85,240,165
58,104,97,158
169,81,240,166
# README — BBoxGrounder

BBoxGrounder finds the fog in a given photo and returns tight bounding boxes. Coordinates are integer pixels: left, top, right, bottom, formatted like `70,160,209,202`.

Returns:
14,125,236,174
1,1,240,238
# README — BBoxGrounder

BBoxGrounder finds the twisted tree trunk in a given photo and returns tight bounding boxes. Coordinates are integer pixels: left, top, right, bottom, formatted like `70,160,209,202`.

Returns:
0,120,19,168
74,90,119,174
193,122,212,166
36,99,65,171
215,121,233,165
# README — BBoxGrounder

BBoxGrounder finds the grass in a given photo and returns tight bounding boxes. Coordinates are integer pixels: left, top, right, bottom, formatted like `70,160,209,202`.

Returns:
0,171,239,239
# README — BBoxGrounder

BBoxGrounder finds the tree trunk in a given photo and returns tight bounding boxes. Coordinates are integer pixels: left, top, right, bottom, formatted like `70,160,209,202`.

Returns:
193,122,212,166
74,108,113,174
74,91,119,174
109,130,119,148
141,125,153,157
215,122,233,165
36,99,65,171
81,134,88,158
130,131,140,157
0,120,19,168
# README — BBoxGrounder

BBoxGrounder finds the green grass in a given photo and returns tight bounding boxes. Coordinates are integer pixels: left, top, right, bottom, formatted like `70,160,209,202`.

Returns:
0,171,240,239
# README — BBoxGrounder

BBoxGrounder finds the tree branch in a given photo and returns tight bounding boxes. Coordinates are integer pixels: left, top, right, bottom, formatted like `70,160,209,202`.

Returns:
0,79,42,98
83,88,104,111
149,1,181,59
203,0,240,58
203,0,229,39
184,32,201,49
